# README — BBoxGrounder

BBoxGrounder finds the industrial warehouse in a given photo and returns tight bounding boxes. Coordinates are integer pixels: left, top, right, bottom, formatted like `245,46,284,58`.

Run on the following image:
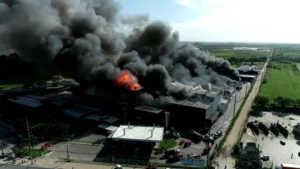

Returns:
0,68,260,166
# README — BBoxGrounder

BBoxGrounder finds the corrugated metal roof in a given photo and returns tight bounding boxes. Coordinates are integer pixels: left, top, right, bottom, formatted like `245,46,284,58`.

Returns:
240,74,256,78
49,99,68,106
85,114,105,121
135,105,163,114
8,96,43,108
102,116,119,124
97,123,118,132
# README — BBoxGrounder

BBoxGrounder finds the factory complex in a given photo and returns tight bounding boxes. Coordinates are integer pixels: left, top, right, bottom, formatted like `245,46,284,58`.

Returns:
0,64,263,166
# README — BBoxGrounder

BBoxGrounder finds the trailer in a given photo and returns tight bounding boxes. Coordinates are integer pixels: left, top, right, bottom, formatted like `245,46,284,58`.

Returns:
276,163,300,169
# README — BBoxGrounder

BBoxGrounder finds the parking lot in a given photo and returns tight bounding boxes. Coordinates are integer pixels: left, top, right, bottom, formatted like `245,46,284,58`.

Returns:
242,111,300,168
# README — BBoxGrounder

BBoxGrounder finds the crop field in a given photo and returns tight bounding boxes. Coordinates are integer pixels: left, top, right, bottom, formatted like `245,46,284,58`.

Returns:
259,66,300,101
210,49,270,60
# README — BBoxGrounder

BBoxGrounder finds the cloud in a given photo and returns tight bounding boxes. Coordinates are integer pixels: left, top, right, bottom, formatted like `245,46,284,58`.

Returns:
175,0,194,7
171,0,300,43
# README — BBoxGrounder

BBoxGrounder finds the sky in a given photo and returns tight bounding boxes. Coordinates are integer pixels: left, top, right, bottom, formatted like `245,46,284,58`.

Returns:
119,0,300,43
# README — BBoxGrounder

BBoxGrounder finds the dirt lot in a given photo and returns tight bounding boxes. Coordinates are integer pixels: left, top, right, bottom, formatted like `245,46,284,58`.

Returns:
242,112,300,168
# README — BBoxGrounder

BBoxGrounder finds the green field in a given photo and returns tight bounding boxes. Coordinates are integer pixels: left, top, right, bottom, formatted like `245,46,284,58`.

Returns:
259,67,300,102
0,78,44,90
211,49,270,59
296,63,300,70
0,79,26,90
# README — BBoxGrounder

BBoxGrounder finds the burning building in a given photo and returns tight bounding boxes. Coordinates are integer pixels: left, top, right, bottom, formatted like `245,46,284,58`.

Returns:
0,0,240,129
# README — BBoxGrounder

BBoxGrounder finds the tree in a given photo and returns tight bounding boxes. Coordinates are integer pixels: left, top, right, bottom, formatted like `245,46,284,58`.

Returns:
254,96,270,108
274,96,292,108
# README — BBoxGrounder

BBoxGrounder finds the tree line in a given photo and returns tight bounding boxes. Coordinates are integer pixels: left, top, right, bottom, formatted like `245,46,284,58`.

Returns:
254,96,300,110
0,53,38,80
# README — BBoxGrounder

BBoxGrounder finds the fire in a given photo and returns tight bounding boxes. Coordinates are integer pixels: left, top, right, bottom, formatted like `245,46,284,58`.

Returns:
115,70,142,91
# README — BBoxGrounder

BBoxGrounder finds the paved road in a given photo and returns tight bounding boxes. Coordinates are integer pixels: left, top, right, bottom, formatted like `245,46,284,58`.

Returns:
215,51,272,169
0,164,51,169
210,83,250,134
47,142,103,162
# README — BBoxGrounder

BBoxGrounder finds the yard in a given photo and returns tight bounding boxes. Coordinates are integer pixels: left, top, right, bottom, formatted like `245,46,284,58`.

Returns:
259,66,300,102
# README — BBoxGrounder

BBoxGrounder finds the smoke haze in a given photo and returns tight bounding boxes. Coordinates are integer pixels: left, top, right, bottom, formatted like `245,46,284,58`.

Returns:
0,0,240,98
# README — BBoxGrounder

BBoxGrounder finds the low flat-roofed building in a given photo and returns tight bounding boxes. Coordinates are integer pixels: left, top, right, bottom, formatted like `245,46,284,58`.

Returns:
132,106,165,126
85,114,104,122
49,98,68,106
84,114,120,125
63,104,100,119
218,98,230,114
102,116,119,124
97,123,118,133
112,125,164,142
8,96,43,108
240,74,256,83
156,93,216,129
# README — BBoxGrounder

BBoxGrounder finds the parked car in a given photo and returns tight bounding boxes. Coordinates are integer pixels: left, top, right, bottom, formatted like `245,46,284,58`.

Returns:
164,149,180,157
280,140,286,145
260,155,269,161
146,163,157,169
184,139,192,148
216,130,223,136
114,164,123,169
168,153,183,162
179,140,185,145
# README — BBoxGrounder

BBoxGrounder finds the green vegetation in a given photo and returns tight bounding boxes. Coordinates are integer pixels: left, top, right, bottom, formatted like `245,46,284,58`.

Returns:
211,49,270,59
210,49,270,67
12,147,50,158
0,78,49,90
256,62,300,109
159,138,177,149
0,79,29,90
259,68,300,100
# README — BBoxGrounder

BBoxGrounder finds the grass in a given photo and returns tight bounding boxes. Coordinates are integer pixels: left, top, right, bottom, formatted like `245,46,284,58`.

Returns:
159,138,177,149
12,147,50,158
297,63,300,70
0,77,50,90
0,79,27,90
211,49,270,59
259,67,300,102
0,79,35,90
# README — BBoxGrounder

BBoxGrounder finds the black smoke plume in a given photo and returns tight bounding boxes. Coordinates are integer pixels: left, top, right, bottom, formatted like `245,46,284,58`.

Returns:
0,0,239,98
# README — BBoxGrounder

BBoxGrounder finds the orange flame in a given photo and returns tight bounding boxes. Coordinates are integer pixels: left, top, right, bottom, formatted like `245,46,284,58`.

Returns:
115,70,142,91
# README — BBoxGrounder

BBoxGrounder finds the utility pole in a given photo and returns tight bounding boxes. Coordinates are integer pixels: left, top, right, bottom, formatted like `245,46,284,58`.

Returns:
66,134,73,161
233,91,237,118
245,83,248,97
66,142,69,161
124,112,127,125
26,118,32,159
207,125,211,169
1,143,4,156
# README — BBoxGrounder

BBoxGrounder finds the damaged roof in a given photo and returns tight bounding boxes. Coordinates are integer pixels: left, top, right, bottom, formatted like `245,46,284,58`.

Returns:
135,105,163,114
